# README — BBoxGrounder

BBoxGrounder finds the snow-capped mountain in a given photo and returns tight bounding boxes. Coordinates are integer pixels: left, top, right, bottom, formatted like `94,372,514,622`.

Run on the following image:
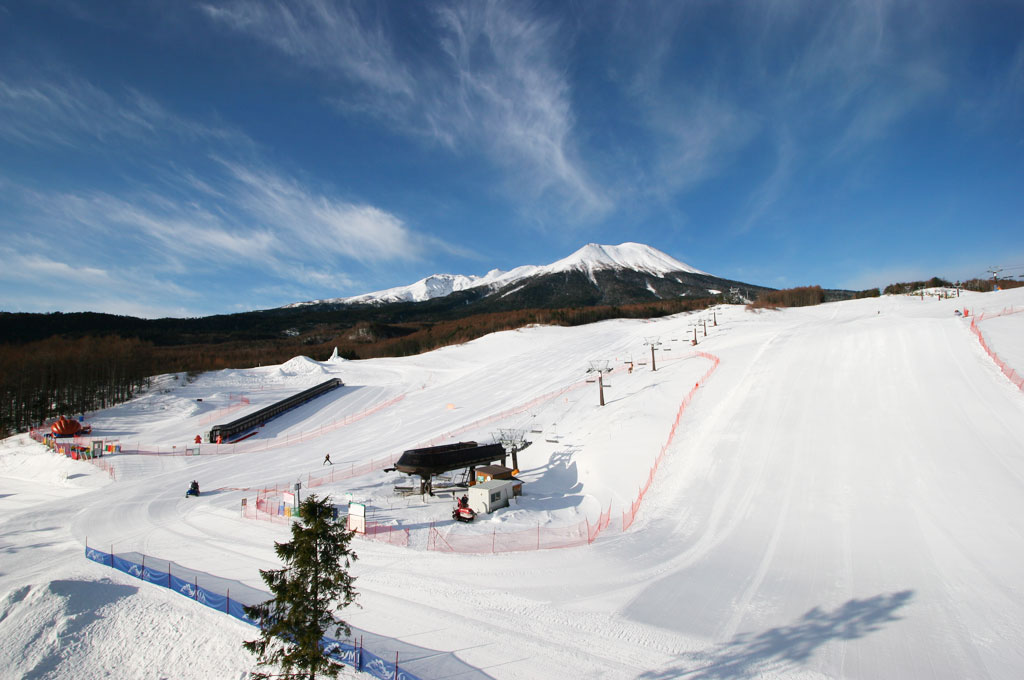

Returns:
286,243,718,308
541,242,707,281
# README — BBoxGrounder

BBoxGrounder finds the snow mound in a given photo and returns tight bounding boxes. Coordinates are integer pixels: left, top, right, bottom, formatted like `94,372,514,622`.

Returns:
276,356,328,378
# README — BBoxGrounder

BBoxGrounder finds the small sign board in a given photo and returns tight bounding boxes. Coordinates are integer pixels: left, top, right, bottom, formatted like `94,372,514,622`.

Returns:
347,501,366,534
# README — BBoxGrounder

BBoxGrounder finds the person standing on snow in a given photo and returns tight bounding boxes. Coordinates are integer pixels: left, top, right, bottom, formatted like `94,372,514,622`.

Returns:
323,453,332,465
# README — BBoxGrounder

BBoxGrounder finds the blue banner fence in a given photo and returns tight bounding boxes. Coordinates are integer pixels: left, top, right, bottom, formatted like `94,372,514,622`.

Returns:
84,545,422,680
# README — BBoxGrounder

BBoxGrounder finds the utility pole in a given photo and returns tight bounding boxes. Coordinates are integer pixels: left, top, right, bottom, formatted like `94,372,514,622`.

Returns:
643,337,661,371
587,361,613,406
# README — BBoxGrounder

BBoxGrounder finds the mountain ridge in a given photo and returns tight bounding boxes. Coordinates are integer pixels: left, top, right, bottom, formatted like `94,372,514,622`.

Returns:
0,242,772,347
285,242,710,308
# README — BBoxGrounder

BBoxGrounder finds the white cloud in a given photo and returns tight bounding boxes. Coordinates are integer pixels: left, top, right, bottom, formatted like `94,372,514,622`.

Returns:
218,160,423,264
201,0,610,222
737,131,796,234
8,152,450,295
765,1,949,154
0,76,246,150
0,247,197,318
200,0,415,98
0,252,112,286
0,64,467,311
647,93,759,195
605,0,953,227
434,2,611,220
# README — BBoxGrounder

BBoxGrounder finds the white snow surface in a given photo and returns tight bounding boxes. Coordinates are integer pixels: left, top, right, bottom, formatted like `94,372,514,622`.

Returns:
287,242,707,306
3,287,1024,679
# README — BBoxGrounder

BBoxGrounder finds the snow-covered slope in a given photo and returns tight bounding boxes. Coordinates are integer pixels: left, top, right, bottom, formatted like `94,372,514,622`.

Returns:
286,242,707,307
3,286,1024,679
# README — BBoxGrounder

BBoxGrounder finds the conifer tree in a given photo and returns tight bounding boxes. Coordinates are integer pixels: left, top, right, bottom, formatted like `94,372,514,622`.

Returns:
243,494,358,679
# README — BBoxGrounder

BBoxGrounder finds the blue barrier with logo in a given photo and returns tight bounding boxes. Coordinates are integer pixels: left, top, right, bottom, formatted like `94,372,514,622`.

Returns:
84,546,424,679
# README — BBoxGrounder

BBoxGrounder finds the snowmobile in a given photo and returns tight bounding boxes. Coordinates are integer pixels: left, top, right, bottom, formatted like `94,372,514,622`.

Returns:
186,480,200,498
452,495,475,523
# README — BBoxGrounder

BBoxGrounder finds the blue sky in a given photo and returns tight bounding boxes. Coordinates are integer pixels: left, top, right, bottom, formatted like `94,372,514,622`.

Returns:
1,0,1022,318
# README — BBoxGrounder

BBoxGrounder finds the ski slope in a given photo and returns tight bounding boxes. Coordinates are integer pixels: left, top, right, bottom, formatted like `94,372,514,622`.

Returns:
2,287,1023,679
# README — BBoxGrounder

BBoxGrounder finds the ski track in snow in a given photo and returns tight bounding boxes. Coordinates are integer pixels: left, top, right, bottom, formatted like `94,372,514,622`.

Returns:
2,289,1024,679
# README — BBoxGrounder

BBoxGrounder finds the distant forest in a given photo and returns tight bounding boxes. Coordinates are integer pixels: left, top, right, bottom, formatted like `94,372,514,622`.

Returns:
746,277,1022,310
882,277,1024,295
0,296,716,436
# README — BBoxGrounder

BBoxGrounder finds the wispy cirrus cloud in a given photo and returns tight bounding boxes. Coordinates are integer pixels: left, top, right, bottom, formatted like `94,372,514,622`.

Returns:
0,75,244,150
199,0,415,98
780,2,947,156
737,131,796,234
0,66,465,313
428,2,610,219
0,245,198,318
602,3,762,201
17,158,440,288
605,0,952,231
200,0,611,222
217,160,434,265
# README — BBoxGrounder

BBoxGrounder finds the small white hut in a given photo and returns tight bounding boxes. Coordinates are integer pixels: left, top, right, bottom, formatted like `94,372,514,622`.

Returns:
467,479,517,515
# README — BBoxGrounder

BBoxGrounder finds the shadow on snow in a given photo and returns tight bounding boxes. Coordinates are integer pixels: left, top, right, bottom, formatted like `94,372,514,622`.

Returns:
638,590,914,680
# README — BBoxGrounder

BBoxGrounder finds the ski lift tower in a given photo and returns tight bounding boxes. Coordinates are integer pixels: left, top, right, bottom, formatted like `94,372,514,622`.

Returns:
493,427,528,471
587,360,613,406
643,337,661,371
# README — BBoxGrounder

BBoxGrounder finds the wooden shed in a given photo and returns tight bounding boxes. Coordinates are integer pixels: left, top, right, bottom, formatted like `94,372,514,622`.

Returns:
474,465,523,498
474,465,515,483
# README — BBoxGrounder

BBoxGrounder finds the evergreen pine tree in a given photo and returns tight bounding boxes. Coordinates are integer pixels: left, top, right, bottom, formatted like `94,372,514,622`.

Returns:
243,494,358,679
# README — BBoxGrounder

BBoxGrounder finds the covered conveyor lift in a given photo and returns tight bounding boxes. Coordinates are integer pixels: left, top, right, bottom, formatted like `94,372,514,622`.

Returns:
208,378,343,443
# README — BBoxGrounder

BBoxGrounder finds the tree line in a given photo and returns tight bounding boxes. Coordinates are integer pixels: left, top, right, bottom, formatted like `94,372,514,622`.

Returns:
746,286,828,310
0,336,153,436
883,276,1024,295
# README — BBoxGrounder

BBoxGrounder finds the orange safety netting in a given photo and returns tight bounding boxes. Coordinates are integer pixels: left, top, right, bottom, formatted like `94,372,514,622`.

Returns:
236,350,720,553
622,350,720,530
245,493,409,547
304,452,401,489
199,393,250,425
82,393,407,457
428,502,611,553
969,306,1024,391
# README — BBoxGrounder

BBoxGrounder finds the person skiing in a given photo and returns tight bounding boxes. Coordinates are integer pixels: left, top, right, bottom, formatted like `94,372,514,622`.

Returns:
323,453,332,466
